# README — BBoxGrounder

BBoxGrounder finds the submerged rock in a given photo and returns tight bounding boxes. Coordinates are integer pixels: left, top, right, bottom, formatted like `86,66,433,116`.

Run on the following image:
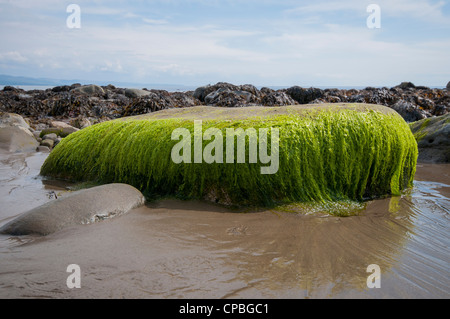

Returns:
410,113,450,163
0,183,145,236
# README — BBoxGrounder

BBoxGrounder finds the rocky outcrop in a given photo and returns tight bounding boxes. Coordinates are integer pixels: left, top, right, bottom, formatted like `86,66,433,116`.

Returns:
410,113,450,163
0,183,145,236
0,82,448,123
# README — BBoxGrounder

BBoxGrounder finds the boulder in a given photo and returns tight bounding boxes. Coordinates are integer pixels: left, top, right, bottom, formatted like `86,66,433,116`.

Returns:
70,117,92,129
286,86,324,104
0,184,145,236
0,126,39,152
0,112,39,152
193,82,240,102
409,113,450,163
261,90,297,106
391,100,431,122
40,139,54,149
42,133,58,141
41,104,418,207
396,82,416,90
0,112,30,129
71,84,105,95
36,145,51,153
204,88,250,107
124,88,152,99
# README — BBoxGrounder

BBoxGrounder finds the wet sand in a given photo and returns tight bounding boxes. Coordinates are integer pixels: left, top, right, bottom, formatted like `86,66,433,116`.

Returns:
0,150,449,299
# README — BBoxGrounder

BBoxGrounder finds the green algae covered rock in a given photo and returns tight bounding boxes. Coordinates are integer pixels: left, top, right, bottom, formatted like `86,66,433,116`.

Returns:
40,104,418,207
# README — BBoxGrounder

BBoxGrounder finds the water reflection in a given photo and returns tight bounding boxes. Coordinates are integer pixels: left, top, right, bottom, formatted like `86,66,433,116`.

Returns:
0,149,449,298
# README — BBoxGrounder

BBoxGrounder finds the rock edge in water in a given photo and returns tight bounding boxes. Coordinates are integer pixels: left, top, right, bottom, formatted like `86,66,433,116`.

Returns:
0,183,145,236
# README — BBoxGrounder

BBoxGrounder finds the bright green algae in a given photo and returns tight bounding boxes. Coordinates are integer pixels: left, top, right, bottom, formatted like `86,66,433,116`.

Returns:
40,106,418,207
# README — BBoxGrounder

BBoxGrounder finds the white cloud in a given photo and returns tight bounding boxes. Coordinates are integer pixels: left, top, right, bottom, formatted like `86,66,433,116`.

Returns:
0,51,28,63
0,0,448,86
142,18,169,25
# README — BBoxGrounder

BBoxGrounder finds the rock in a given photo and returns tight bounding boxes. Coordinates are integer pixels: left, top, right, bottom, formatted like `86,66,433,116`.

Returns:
41,104,417,207
40,139,54,149
0,126,40,152
0,184,145,236
286,86,324,104
51,85,72,93
193,82,240,102
36,145,51,153
121,92,175,116
409,113,450,163
0,112,30,129
40,126,79,138
239,84,260,97
204,88,250,107
0,112,39,152
2,86,23,92
447,81,450,90
124,88,152,99
71,84,105,95
396,82,416,90
391,100,431,122
170,92,202,108
42,133,58,141
261,90,297,106
70,117,92,129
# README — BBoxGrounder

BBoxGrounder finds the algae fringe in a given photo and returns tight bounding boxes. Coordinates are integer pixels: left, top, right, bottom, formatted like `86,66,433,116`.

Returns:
40,109,418,208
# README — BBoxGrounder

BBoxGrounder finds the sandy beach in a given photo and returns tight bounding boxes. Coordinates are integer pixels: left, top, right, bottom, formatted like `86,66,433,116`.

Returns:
0,149,448,299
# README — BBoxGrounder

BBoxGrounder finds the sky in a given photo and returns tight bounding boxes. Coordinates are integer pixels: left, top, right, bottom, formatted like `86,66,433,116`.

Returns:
0,0,449,88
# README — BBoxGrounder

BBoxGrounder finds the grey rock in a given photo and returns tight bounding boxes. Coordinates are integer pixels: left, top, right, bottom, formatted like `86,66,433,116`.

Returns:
36,145,51,153
124,88,151,99
410,113,450,163
42,133,58,141
391,100,431,122
0,112,30,130
0,126,40,152
396,82,416,90
71,84,105,95
0,113,38,152
261,91,297,106
0,183,146,236
447,81,450,90
286,86,324,104
40,139,54,149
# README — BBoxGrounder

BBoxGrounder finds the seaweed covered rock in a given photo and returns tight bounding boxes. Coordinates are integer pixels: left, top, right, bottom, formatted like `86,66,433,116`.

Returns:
409,113,450,163
40,104,418,207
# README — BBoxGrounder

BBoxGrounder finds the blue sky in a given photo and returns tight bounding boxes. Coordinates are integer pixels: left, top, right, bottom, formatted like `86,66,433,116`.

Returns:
0,0,449,87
